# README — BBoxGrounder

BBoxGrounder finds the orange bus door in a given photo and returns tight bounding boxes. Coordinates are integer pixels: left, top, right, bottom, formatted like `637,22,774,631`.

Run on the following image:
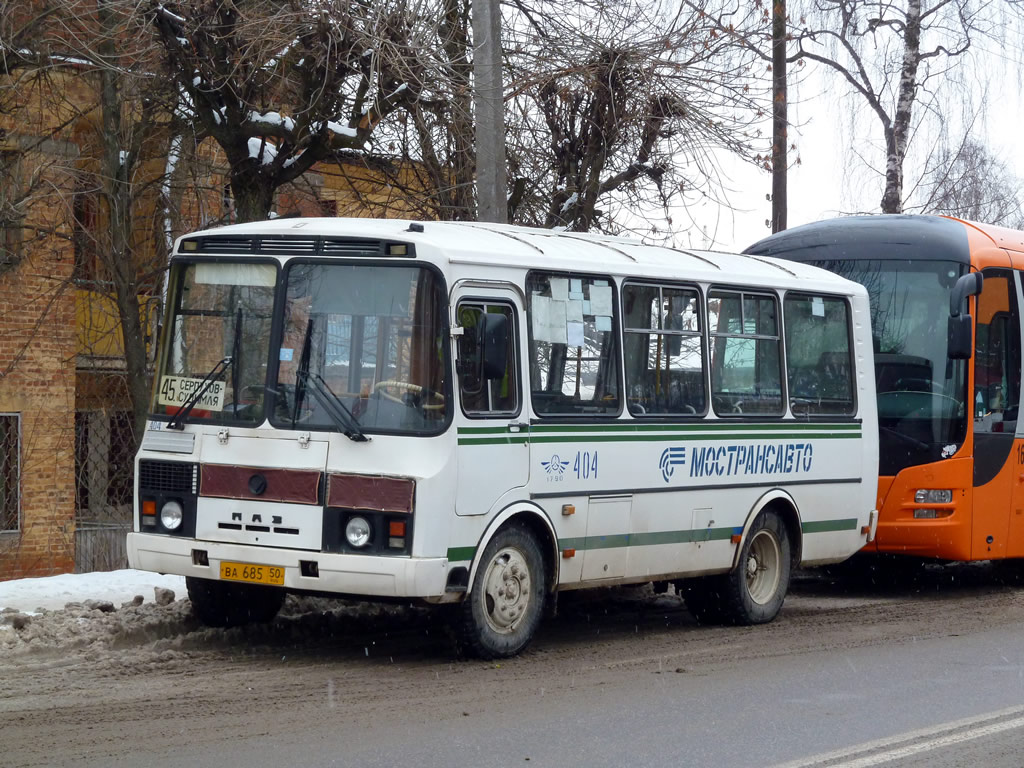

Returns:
972,268,1021,560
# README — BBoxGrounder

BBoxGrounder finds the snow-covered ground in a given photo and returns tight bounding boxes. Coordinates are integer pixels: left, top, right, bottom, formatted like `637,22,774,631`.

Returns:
0,569,185,613
0,569,420,659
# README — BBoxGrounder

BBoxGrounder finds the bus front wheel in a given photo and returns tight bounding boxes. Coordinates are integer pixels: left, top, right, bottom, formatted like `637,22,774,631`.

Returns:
186,576,285,628
458,524,546,659
721,509,791,624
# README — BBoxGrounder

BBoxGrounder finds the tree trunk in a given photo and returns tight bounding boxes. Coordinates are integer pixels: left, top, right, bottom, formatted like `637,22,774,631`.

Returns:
230,162,276,223
881,0,923,214
98,0,150,444
771,0,787,233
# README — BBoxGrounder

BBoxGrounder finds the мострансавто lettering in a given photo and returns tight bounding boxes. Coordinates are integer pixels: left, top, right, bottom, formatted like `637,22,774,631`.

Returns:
688,443,814,478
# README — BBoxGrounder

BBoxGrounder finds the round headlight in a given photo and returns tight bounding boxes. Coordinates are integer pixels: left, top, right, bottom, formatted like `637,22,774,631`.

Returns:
345,516,371,548
160,500,184,531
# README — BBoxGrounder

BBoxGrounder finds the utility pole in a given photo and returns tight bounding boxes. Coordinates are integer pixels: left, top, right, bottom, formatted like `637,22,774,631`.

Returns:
472,0,508,223
771,0,787,233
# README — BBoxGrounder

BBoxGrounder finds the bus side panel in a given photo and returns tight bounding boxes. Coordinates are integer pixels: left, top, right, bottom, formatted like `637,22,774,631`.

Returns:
1007,438,1024,558
873,457,973,560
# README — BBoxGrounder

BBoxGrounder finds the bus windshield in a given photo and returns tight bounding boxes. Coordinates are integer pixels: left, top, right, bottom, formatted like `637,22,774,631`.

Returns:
152,261,277,425
273,263,448,435
812,259,967,474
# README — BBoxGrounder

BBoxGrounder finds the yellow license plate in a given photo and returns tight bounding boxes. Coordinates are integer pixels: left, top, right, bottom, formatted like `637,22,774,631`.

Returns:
220,561,285,586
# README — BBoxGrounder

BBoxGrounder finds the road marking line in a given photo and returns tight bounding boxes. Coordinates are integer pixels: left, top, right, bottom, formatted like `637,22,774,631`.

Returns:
771,705,1024,768
834,716,1024,767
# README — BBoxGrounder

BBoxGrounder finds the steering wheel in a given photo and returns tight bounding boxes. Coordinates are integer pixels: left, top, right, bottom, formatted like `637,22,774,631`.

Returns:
374,380,446,411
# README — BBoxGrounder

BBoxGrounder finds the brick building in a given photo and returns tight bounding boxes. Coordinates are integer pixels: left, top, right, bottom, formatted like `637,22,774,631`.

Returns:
0,137,79,578
0,62,432,579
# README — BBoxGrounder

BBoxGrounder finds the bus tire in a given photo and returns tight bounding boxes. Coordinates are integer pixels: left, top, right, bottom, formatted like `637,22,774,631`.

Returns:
458,524,546,659
720,509,791,625
186,576,285,628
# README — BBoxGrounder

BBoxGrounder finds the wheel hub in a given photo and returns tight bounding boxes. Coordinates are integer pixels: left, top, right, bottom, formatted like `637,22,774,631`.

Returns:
482,547,531,634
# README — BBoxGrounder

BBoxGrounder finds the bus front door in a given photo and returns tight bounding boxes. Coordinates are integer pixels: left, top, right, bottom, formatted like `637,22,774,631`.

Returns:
453,288,530,516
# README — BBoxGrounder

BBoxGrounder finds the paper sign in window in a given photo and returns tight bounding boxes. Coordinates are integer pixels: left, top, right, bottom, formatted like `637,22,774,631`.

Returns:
532,294,553,342
550,278,569,301
590,285,613,315
567,301,584,324
595,315,612,332
567,321,585,347
549,300,568,344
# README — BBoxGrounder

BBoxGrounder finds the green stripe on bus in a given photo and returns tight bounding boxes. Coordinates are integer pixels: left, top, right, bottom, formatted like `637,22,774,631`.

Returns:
802,518,858,533
560,527,738,551
457,437,530,446
447,546,477,561
529,423,861,434
528,432,859,444
457,423,861,436
449,518,857,562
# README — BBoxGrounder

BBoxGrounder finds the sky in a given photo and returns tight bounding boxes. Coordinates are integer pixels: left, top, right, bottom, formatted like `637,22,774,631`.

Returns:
0,570,185,614
685,41,1024,254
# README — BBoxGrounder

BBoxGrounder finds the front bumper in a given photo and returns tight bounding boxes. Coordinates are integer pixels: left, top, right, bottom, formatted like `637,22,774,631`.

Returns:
127,532,450,598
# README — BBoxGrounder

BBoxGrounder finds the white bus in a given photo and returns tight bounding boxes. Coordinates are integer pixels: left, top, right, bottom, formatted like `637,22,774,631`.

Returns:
129,218,878,658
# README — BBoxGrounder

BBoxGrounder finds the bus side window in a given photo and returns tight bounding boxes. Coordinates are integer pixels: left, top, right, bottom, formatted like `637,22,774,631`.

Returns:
526,272,620,416
783,293,855,416
622,282,705,416
457,302,519,416
708,290,783,416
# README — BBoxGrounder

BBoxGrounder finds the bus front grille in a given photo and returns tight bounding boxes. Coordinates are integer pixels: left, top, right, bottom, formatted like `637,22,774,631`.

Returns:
139,460,198,494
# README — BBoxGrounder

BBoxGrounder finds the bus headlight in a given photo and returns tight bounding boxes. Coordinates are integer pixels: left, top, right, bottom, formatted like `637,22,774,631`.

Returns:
160,500,184,530
914,489,952,504
345,516,371,548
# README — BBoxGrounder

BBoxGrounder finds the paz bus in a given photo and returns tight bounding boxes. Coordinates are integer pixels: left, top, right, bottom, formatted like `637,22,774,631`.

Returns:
129,218,878,658
747,214,1024,565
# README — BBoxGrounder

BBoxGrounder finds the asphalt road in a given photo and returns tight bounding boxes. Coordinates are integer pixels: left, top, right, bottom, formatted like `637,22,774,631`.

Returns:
5,562,1024,767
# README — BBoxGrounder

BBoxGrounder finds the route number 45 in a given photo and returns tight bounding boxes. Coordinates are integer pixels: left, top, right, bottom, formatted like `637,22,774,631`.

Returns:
574,451,598,480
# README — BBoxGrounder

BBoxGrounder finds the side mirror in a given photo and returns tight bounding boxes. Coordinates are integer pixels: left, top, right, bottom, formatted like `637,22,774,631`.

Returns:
480,312,509,380
948,315,973,360
948,272,983,360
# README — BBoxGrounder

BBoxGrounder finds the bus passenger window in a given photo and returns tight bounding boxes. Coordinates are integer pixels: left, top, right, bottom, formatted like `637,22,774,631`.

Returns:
708,290,783,416
526,272,620,416
457,302,518,416
783,294,855,415
622,282,705,416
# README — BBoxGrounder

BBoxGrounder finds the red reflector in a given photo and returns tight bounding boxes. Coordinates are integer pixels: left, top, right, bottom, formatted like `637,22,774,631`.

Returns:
562,548,575,558
142,500,156,516
730,534,742,544
389,520,406,537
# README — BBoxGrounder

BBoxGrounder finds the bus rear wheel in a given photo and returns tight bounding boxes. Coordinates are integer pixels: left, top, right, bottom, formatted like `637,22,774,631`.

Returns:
720,509,791,624
186,576,285,628
458,524,546,659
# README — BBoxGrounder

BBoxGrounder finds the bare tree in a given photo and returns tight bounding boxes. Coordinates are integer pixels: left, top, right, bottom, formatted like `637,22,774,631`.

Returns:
151,0,435,223
793,0,988,214
503,0,768,233
917,138,1024,227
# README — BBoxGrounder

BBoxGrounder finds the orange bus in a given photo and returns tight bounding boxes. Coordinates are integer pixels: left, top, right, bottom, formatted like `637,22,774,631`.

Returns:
746,214,1024,562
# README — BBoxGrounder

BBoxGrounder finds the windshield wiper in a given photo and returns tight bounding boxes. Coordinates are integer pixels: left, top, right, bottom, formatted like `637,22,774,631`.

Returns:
167,356,232,430
298,370,369,442
290,316,368,442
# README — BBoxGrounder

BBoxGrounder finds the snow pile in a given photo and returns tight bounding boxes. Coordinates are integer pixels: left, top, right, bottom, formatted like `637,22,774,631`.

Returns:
0,570,434,658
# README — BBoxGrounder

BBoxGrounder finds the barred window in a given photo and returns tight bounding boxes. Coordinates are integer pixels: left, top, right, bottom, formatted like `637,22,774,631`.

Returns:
0,414,19,532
